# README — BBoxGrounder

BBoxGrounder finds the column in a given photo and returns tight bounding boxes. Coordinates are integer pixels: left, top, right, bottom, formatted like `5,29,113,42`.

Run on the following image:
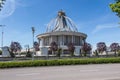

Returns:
62,35,64,46
80,37,82,46
48,37,50,45
83,38,86,44
72,35,73,43
60,35,62,46
41,38,44,46
50,36,53,44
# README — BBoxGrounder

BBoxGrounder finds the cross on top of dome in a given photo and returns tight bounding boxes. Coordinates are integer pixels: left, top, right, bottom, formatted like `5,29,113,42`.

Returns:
58,10,66,16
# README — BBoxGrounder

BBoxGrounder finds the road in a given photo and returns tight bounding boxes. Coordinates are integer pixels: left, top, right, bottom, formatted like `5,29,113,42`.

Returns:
0,64,120,80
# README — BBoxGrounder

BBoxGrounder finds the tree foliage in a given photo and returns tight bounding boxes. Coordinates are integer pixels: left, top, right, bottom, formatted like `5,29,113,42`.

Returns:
10,42,22,53
82,42,92,53
67,42,75,56
0,49,2,55
97,42,107,53
110,0,120,17
0,0,6,11
50,41,58,54
110,43,120,53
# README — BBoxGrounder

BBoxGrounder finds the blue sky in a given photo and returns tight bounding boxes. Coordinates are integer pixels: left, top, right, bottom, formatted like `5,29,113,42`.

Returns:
0,0,120,50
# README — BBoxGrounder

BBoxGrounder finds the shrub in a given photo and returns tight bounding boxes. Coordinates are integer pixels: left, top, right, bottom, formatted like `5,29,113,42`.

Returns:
0,57,120,68
20,52,27,55
26,52,32,57
118,50,120,56
0,50,2,55
10,52,15,58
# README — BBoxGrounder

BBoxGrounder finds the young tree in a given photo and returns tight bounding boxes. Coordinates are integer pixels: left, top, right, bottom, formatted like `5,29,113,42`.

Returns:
10,42,22,54
67,42,75,56
97,42,107,54
110,0,120,18
34,41,40,51
82,42,92,56
110,43,120,56
0,49,2,55
50,41,58,55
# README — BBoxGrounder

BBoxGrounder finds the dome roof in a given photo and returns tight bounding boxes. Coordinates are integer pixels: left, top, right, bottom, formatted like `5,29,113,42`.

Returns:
46,10,78,32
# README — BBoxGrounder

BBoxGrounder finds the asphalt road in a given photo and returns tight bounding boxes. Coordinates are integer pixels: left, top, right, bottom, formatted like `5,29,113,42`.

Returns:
0,64,120,80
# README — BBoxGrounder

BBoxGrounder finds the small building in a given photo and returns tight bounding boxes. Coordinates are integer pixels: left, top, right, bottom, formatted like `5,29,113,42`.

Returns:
37,10,87,56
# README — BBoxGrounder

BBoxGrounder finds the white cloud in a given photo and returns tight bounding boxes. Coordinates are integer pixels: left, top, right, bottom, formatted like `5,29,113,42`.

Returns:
0,0,16,18
0,0,27,19
92,23,119,34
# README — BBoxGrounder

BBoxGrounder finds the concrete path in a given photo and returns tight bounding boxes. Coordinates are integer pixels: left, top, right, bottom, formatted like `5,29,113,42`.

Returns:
0,64,120,80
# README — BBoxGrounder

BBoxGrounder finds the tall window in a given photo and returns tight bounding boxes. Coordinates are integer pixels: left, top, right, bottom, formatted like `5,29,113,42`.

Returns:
64,35,68,45
44,37,49,46
74,36,80,46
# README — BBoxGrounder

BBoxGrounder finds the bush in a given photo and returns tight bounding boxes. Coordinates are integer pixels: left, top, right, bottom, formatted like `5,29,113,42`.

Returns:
26,52,32,57
118,50,120,56
10,52,15,58
0,50,2,55
0,57,120,68
20,52,27,55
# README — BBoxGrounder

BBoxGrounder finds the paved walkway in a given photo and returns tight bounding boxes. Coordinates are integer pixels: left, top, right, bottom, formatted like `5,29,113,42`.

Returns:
0,64,120,80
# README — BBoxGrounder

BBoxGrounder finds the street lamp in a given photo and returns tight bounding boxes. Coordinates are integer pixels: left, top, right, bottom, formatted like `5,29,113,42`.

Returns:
31,27,35,60
0,25,5,48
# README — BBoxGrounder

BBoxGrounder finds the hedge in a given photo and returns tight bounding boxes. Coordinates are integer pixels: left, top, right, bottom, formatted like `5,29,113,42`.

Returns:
0,57,120,68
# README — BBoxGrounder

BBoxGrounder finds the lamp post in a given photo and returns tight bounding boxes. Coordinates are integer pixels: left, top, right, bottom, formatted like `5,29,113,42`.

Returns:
31,27,35,60
0,25,5,48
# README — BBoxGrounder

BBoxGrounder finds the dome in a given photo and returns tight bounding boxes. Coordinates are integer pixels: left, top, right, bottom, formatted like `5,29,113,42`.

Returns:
46,10,78,32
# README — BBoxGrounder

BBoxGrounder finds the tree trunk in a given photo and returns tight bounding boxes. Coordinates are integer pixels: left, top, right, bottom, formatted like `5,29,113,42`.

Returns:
115,51,117,57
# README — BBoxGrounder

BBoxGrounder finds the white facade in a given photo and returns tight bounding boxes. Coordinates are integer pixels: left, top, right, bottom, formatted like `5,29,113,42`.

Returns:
37,11,87,56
